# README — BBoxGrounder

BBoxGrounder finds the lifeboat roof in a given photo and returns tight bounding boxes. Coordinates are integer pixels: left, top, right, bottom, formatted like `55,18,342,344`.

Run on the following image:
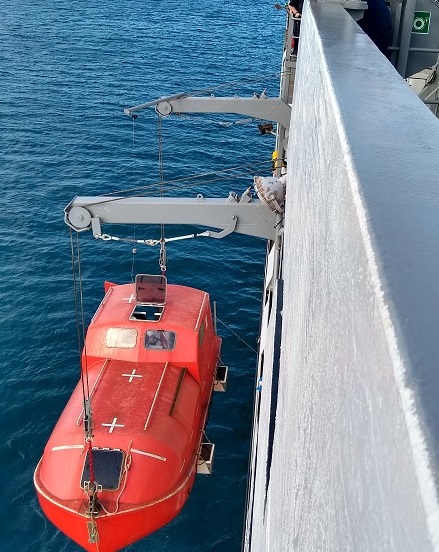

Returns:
92,281,208,332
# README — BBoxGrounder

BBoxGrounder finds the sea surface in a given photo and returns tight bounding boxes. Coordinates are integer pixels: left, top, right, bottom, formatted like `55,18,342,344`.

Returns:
0,1,282,550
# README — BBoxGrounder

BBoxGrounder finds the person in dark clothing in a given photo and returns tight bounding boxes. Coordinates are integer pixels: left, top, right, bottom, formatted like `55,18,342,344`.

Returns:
288,0,303,55
288,0,303,17
357,0,392,56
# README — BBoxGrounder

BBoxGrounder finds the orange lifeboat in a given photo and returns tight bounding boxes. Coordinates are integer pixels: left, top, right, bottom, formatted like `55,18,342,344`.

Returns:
34,275,225,551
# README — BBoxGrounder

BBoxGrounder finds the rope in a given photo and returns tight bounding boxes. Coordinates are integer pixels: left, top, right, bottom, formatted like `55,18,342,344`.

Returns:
216,316,258,354
130,115,138,284
157,114,167,275
100,441,133,515
78,158,273,208
87,440,95,484
171,113,257,128
70,228,87,402
131,225,137,283
70,229,97,516
132,115,136,156
187,71,281,97
69,229,91,406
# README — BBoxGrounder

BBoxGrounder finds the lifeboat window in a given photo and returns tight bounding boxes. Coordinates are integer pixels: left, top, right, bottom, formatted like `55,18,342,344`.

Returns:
81,448,125,491
198,320,206,348
105,328,137,348
145,330,176,350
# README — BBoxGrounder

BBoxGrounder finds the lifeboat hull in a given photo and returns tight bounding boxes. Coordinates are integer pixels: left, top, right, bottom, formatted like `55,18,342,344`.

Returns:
35,459,196,552
34,280,221,551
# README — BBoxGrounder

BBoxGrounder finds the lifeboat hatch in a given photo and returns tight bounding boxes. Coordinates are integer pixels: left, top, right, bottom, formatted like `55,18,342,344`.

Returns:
130,303,164,321
81,448,125,491
214,363,228,392
197,442,215,475
135,274,167,305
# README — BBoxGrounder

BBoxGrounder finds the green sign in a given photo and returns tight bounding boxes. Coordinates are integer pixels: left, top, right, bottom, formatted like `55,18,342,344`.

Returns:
412,11,431,34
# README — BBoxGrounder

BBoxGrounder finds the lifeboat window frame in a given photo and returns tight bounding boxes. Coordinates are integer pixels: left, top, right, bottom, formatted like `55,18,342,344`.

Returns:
144,329,176,350
105,327,137,349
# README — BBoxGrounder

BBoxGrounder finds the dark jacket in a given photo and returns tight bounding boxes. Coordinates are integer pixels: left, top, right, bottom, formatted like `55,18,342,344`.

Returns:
358,0,392,55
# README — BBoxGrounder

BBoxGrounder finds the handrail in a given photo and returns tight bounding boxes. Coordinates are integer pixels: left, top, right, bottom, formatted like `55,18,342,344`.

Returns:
144,362,168,430
169,368,187,415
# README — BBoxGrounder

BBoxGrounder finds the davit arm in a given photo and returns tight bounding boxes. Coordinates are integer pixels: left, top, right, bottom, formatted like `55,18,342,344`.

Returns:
64,191,279,241
66,91,288,242
123,92,291,130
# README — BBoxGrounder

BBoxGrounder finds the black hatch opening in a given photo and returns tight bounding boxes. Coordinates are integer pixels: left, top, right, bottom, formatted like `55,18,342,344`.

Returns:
81,448,125,491
131,304,164,321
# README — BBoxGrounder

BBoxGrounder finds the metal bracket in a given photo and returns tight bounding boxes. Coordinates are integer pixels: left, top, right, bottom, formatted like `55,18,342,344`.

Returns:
204,215,237,239
87,520,99,543
91,217,102,238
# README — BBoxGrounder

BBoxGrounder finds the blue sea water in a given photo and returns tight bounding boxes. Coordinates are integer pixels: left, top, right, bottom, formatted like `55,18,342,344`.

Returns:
0,1,281,550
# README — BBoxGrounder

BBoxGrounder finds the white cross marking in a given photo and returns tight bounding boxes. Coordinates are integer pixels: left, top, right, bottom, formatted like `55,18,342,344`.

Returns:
122,369,142,383
102,417,125,433
122,294,136,303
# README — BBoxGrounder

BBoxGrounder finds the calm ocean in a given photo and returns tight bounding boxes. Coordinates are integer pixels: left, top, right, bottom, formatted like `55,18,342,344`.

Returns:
0,1,281,550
